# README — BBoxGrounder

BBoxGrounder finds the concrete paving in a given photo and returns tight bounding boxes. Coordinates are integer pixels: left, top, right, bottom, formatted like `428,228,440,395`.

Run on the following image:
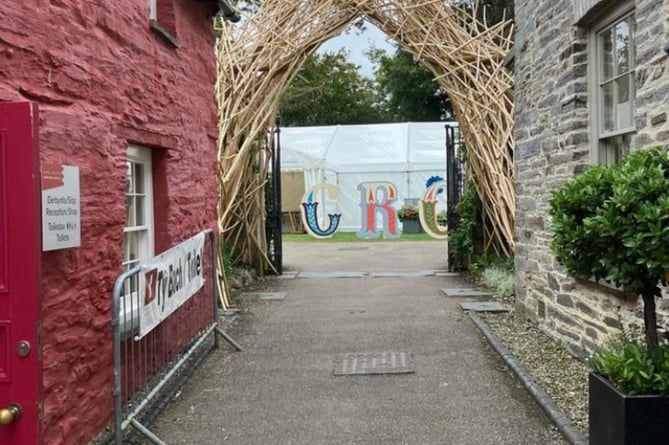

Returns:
150,241,566,445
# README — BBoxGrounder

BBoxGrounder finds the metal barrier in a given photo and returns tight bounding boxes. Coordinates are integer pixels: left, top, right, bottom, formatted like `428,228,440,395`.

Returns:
111,229,242,445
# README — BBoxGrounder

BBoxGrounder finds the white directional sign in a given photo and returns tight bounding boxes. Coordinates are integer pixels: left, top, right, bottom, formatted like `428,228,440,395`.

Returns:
41,164,81,251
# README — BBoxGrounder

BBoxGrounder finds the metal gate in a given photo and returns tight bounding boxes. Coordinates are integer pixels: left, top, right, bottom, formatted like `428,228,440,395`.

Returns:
265,117,283,274
445,124,465,271
111,230,242,445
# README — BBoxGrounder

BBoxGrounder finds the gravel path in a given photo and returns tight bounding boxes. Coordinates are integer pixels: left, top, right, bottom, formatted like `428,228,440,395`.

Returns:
478,307,590,438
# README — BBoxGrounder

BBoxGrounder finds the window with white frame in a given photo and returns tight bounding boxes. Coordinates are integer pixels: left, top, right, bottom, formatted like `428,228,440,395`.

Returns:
124,145,154,272
149,0,157,20
590,5,635,164
148,0,178,41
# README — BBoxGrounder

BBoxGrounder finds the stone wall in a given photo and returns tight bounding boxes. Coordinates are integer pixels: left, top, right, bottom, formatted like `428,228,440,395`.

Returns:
0,1,218,444
514,0,669,356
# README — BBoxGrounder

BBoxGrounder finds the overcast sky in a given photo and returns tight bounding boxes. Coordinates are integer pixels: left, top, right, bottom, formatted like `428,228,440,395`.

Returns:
317,22,397,78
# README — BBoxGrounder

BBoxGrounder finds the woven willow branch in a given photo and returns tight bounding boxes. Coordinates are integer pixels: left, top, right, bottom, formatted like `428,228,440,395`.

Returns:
215,0,515,303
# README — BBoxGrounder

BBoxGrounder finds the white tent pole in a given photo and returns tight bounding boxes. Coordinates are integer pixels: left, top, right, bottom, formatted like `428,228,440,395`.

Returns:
322,125,340,160
406,122,412,200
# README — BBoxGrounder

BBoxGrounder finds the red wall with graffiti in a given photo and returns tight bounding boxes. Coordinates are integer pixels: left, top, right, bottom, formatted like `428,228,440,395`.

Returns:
0,1,218,443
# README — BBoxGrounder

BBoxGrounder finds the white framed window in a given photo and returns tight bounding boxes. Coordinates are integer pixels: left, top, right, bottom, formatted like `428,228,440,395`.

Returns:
148,0,157,20
124,145,154,272
589,4,636,164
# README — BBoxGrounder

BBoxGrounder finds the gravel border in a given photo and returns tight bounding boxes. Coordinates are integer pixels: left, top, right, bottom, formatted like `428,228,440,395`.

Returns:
467,311,588,445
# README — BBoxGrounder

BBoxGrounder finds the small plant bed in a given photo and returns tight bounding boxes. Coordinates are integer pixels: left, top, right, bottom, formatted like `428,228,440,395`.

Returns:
469,256,589,438
478,311,590,435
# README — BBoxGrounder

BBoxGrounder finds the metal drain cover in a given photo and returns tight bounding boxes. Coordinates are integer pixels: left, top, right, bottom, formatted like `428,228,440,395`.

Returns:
334,352,415,376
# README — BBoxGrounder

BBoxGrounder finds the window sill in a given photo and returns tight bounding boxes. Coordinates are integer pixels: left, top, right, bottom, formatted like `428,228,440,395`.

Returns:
150,20,180,48
599,127,635,139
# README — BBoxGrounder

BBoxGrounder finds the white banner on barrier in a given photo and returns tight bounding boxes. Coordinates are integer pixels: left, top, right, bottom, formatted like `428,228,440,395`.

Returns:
137,232,206,338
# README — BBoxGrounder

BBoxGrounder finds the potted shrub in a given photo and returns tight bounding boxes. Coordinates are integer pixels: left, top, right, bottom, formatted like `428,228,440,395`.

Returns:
548,146,669,445
398,204,423,233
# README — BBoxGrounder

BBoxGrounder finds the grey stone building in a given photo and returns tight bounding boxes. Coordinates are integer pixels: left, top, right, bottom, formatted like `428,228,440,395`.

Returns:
514,0,669,354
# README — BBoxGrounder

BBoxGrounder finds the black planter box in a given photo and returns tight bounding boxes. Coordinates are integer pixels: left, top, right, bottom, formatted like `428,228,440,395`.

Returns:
589,372,669,445
401,219,423,234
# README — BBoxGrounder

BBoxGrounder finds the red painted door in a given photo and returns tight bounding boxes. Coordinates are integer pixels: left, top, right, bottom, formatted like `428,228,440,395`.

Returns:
0,102,42,444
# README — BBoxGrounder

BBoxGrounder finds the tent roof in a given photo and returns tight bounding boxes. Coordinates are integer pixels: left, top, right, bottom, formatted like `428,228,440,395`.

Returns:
280,122,454,173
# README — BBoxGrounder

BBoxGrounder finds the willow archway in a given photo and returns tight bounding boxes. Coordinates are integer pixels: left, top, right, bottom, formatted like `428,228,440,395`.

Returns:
215,0,514,304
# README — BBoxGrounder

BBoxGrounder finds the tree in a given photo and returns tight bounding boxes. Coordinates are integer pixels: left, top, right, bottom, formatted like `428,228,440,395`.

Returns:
280,51,389,126
369,47,451,122
549,147,669,351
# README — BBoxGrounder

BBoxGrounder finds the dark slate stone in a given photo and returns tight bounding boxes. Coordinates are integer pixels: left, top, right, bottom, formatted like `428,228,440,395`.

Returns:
651,112,667,126
548,308,579,327
579,339,597,355
557,294,574,308
575,302,596,318
585,327,599,340
573,51,588,64
517,139,541,160
574,163,590,174
556,326,581,341
547,274,561,291
603,316,622,329
652,83,669,103
538,299,546,319
584,319,607,334
572,149,589,161
636,67,648,88
516,110,539,128
656,130,669,141
566,131,589,146
573,63,587,78
561,95,587,114
636,114,648,131
525,217,545,230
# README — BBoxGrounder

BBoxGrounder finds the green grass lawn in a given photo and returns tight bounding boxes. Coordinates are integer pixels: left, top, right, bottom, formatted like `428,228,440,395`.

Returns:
282,231,443,242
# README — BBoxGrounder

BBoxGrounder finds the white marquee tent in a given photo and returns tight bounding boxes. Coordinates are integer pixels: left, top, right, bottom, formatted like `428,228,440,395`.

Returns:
280,122,454,231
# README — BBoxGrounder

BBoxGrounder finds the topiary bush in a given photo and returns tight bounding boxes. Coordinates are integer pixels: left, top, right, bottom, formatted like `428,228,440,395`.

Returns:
549,146,669,351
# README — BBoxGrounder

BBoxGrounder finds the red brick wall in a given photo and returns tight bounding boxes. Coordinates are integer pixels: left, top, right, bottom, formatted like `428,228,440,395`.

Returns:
0,1,218,444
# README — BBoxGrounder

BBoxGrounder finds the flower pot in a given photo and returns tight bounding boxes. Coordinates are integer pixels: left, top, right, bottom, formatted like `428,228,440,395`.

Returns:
401,219,423,234
589,372,669,445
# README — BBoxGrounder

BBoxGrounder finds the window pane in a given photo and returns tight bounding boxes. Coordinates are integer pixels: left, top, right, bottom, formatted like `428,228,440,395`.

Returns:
122,232,128,260
601,81,614,132
134,163,144,194
126,195,134,227
126,231,139,262
616,74,630,104
136,196,145,225
600,133,631,165
615,19,630,74
126,161,134,194
125,146,153,267
615,75,632,129
123,231,141,271
600,27,614,81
